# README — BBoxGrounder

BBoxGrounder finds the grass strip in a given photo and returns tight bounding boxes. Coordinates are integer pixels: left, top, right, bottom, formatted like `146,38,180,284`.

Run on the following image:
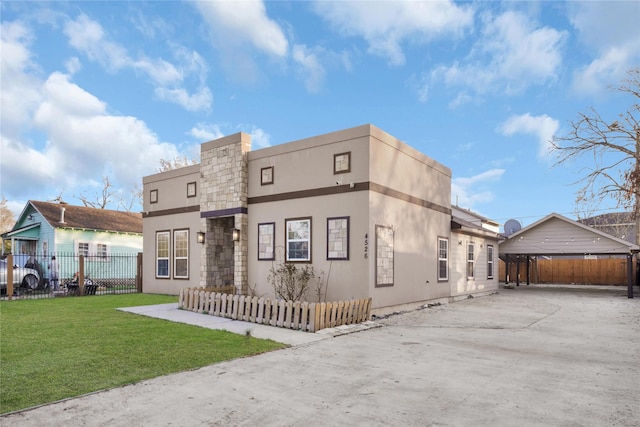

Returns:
0,294,286,413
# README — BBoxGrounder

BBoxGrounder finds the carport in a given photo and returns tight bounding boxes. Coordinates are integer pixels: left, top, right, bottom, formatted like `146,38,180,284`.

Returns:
499,213,639,298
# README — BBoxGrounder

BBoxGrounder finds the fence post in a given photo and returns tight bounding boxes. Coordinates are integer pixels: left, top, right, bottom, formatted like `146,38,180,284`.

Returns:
136,252,143,292
7,254,14,300
79,255,85,296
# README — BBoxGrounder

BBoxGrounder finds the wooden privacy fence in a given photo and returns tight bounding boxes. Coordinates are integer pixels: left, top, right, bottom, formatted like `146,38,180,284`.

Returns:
499,257,633,285
178,288,372,333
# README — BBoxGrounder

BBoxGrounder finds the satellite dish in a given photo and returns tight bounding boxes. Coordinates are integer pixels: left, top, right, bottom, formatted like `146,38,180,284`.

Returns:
504,219,522,236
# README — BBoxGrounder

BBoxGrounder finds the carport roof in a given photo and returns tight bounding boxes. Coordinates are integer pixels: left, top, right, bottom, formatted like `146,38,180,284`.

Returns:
499,212,640,257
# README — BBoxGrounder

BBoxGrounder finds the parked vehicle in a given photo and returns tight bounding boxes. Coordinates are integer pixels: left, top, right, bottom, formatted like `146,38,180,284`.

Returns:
0,259,40,293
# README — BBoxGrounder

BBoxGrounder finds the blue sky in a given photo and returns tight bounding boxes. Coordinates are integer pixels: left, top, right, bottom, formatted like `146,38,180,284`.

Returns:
1,1,639,230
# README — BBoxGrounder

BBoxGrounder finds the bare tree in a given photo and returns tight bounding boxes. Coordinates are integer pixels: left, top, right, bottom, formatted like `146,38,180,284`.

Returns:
157,156,198,172
552,68,640,243
1,196,16,253
77,176,114,209
118,183,142,212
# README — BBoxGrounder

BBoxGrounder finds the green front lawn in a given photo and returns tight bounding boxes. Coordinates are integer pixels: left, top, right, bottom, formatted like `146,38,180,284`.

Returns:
0,294,286,414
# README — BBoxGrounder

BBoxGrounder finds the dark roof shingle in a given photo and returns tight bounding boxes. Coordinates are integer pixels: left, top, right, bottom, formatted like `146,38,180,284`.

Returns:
30,201,142,234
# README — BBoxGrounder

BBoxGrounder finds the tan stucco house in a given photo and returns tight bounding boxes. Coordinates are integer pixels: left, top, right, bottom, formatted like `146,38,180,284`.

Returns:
142,124,499,314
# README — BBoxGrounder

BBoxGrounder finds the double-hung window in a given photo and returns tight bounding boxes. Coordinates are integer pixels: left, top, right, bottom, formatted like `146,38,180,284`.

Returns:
174,229,189,279
437,237,449,281
286,218,311,262
77,242,89,257
487,245,494,279
156,231,170,278
96,243,108,260
467,242,475,279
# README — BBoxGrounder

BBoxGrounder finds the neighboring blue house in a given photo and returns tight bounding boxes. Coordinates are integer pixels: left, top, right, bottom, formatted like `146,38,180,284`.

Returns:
1,201,142,284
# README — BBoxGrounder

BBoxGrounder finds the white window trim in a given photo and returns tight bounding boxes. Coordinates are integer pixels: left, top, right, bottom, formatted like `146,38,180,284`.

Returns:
487,244,494,279
286,218,312,262
437,237,449,282
156,231,170,279
173,229,189,279
467,242,475,279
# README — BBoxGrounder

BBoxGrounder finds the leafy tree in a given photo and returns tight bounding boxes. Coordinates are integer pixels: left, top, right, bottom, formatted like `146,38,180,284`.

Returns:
552,68,640,243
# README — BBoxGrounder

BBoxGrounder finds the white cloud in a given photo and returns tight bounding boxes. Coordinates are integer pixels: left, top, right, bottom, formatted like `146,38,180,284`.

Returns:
292,44,326,93
0,45,180,205
0,21,42,141
155,86,212,112
30,72,179,188
314,1,473,66
63,14,211,111
430,10,566,101
191,1,288,83
236,125,271,149
193,0,288,58
498,113,559,158
451,169,505,208
568,2,640,96
188,123,224,142
65,56,82,75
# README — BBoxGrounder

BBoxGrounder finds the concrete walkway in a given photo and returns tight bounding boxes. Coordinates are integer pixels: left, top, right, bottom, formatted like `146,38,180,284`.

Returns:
3,285,639,426
118,303,380,346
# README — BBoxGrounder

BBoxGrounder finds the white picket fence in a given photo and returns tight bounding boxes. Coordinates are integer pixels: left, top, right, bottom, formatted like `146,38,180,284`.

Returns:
178,288,372,333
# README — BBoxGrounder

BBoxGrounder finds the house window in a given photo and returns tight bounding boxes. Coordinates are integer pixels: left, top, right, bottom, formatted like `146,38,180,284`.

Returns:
334,152,351,174
286,217,311,262
258,222,275,260
187,182,197,198
150,189,158,204
487,244,494,279
261,166,274,185
327,217,349,260
174,229,189,279
438,237,449,281
96,243,108,260
156,231,170,278
375,225,394,286
77,242,89,257
467,242,475,279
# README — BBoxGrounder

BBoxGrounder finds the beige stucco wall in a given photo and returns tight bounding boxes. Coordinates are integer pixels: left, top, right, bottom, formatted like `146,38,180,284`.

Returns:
247,126,373,302
141,124,497,310
247,191,370,302
449,230,500,297
247,124,455,310
142,165,202,295
366,129,452,311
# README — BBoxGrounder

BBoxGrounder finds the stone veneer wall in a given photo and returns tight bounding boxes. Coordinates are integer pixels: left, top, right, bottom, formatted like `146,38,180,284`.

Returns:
200,133,251,293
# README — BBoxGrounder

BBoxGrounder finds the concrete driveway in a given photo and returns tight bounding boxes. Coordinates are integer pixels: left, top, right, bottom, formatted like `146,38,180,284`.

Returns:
3,285,639,426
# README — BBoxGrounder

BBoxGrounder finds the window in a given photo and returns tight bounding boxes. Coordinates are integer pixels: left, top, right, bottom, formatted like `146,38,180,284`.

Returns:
261,166,274,185
258,222,275,260
286,217,311,262
156,231,170,278
77,242,89,257
467,242,475,279
187,182,197,198
327,217,349,260
334,152,351,174
487,244,494,279
437,237,449,281
96,243,109,260
376,225,394,286
174,229,189,279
